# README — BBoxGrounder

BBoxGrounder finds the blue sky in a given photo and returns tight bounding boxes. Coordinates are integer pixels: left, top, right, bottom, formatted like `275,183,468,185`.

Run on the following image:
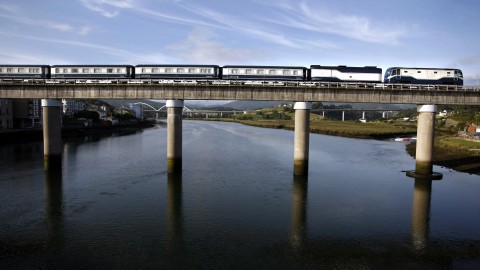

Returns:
1,0,479,85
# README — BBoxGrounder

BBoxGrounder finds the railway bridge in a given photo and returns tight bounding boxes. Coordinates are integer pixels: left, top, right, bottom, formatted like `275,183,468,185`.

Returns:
1,81,479,177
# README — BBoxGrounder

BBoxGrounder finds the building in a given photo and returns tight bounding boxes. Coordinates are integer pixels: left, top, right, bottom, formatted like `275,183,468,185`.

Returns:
0,99,13,130
12,99,42,128
62,99,86,117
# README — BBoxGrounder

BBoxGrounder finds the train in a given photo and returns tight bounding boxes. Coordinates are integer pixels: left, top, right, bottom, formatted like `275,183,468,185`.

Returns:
0,64,464,85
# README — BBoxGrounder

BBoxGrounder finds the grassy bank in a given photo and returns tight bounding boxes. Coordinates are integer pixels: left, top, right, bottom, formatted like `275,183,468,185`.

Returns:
406,136,480,175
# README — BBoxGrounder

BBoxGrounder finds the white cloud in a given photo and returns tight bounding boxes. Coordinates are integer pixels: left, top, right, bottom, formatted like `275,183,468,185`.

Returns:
79,0,136,18
0,4,91,35
166,28,266,64
257,0,407,45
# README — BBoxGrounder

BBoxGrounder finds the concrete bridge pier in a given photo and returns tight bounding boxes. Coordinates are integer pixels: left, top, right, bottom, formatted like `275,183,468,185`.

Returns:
42,99,62,171
293,102,312,176
415,105,437,176
167,100,183,174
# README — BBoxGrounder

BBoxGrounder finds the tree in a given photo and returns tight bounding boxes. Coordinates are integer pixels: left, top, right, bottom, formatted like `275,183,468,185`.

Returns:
74,110,100,122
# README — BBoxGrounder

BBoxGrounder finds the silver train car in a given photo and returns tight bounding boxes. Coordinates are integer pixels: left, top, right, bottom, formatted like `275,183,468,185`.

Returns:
51,65,134,79
221,65,307,81
134,65,220,80
0,65,50,79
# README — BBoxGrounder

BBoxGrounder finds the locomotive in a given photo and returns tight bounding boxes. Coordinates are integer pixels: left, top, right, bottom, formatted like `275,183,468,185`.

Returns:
0,64,464,85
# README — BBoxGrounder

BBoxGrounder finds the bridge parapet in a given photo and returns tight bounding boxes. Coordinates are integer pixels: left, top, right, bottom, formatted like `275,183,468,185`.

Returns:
0,82,479,105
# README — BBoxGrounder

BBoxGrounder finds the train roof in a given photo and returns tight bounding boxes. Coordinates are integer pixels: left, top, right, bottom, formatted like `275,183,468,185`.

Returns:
0,64,50,67
386,67,462,71
51,65,134,67
310,65,380,69
222,65,306,69
135,64,219,67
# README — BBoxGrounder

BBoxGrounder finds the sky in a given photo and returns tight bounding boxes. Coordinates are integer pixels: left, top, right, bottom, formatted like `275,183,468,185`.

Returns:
1,0,480,85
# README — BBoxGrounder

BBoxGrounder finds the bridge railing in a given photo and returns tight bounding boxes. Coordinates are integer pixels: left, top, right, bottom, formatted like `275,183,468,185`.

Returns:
0,79,478,91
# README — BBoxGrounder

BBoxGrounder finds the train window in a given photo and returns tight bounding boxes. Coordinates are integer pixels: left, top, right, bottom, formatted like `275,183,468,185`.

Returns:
94,68,100,73
71,69,78,73
165,68,173,73
403,70,407,73
83,68,89,73
188,68,195,73
63,69,68,73
18,68,25,73
392,70,397,76
0,68,3,73
246,69,252,74
152,68,158,73
7,68,13,73
177,68,185,73
447,72,451,74
293,70,299,75
269,70,276,75
283,70,291,75
417,71,421,73
257,70,265,75
230,69,238,74
29,68,39,73
434,71,437,74
107,69,113,73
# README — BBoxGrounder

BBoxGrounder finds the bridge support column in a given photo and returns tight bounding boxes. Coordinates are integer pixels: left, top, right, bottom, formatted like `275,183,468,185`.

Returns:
167,100,183,174
415,105,437,175
42,99,62,171
293,102,311,176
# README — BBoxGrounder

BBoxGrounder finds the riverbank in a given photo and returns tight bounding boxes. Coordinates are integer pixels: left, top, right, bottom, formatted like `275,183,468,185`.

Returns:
0,121,155,144
201,117,480,176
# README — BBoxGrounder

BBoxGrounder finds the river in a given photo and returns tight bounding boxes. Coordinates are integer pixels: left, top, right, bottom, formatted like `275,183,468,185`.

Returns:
1,120,479,269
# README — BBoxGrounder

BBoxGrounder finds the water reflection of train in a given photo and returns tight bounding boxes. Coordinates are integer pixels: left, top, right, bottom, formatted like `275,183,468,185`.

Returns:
0,64,464,86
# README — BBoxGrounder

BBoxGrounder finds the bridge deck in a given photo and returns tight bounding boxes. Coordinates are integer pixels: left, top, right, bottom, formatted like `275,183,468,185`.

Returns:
1,81,479,105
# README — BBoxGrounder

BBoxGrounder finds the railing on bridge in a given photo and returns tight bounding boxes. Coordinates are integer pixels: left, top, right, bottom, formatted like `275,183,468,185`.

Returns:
1,79,478,91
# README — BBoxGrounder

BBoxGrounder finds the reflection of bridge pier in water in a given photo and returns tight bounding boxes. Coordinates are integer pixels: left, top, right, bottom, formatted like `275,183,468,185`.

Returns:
166,173,183,264
411,177,434,252
290,175,308,252
44,170,64,250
